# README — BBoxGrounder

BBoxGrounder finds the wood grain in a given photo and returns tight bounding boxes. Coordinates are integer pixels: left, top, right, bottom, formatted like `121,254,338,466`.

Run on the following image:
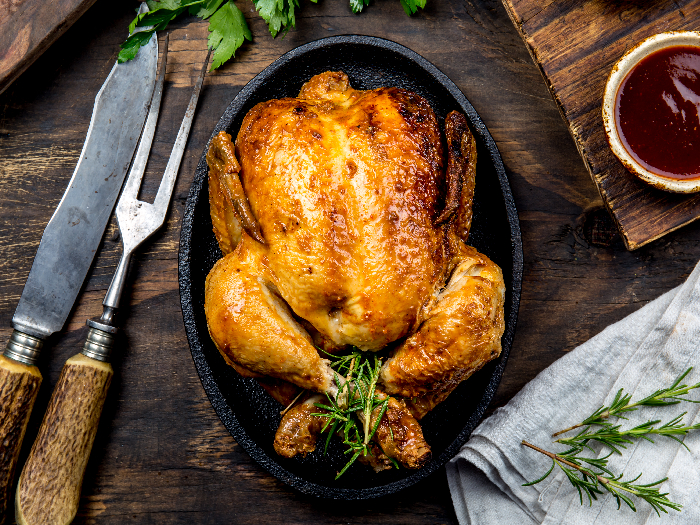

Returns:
0,355,40,525
501,0,700,249
16,353,112,525
2,0,700,523
0,0,98,95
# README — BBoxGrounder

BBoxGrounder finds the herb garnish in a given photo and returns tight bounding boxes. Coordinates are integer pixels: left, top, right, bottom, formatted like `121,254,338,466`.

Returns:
312,349,391,479
121,0,427,71
523,367,700,515
522,441,682,515
552,368,700,438
119,0,251,69
555,412,700,454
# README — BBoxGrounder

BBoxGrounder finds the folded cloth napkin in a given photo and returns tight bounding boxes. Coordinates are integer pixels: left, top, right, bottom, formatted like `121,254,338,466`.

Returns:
447,260,700,525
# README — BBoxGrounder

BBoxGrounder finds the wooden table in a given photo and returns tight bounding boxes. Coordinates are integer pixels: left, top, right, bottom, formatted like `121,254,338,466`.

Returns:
2,0,700,523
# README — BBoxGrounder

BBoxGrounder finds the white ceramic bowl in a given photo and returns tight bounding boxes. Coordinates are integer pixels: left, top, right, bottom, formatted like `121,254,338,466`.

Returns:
602,31,700,193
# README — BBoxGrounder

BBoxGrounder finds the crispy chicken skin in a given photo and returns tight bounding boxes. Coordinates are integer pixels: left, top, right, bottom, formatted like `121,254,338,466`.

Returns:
204,240,336,393
207,71,452,352
204,71,506,466
274,396,328,459
369,392,431,469
274,393,431,469
379,245,505,399
234,72,448,351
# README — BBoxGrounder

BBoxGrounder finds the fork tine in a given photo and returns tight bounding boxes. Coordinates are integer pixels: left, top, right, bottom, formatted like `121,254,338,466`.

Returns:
152,47,212,219
121,33,169,203
103,47,210,313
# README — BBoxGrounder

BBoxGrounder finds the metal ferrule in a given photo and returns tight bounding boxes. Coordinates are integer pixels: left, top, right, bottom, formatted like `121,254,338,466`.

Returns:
82,320,117,363
4,329,44,366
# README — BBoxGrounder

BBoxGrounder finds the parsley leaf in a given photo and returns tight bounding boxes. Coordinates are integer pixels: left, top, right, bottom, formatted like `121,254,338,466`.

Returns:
121,1,252,70
398,0,426,15
120,1,203,64
118,30,156,63
129,0,204,34
147,0,184,10
253,0,304,38
189,0,226,19
207,2,252,69
120,0,426,70
349,0,371,14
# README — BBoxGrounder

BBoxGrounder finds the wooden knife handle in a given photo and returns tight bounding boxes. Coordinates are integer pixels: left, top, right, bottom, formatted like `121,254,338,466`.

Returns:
0,355,42,525
16,353,112,525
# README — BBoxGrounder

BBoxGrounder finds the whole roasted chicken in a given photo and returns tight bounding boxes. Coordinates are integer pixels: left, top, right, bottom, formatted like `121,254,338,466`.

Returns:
204,71,505,471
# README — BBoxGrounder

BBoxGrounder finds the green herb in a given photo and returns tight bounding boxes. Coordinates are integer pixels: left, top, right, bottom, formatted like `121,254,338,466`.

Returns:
555,413,700,454
191,0,226,18
398,0,426,16
255,0,308,37
349,0,370,14
552,367,700,437
207,1,252,69
312,348,391,479
118,30,157,62
119,0,251,69
522,441,681,516
522,368,700,515
121,0,427,70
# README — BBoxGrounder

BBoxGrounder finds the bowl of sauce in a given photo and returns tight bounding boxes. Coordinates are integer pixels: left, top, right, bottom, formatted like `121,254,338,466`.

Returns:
603,31,700,192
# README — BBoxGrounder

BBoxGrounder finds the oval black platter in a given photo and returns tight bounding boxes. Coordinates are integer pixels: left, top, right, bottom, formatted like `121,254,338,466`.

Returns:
179,35,523,500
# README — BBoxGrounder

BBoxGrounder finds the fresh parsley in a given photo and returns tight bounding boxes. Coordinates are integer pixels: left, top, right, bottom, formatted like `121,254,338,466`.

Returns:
398,0,426,15
120,0,427,70
207,1,252,69
348,0,369,15
255,0,309,37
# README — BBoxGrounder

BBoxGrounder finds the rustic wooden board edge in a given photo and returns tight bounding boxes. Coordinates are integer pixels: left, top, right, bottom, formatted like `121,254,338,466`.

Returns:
499,0,700,251
0,0,98,96
500,0,627,241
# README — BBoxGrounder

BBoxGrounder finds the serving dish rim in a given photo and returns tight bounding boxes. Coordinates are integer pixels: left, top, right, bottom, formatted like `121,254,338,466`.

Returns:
178,34,523,500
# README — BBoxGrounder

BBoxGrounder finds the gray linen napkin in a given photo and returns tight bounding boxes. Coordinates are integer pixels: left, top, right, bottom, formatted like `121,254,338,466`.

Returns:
447,260,700,524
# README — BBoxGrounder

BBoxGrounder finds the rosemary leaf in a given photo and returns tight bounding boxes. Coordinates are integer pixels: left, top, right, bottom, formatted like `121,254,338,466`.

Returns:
522,441,681,515
313,349,392,478
556,412,700,453
553,367,700,437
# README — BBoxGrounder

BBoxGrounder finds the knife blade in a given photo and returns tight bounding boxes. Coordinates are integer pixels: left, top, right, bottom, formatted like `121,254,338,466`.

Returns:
14,43,213,525
0,8,158,523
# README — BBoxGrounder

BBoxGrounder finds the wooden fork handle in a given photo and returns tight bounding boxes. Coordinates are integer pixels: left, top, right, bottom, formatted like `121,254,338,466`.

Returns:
16,353,112,525
0,355,41,525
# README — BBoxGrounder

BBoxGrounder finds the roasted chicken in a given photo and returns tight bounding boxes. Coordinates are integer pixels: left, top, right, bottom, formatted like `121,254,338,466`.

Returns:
204,71,506,470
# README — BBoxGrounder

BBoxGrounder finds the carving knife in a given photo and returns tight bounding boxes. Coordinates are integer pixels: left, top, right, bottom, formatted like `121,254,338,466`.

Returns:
0,7,158,523
14,42,212,525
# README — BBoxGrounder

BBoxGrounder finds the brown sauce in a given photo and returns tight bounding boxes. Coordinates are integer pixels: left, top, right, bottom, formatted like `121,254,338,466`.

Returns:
615,45,700,179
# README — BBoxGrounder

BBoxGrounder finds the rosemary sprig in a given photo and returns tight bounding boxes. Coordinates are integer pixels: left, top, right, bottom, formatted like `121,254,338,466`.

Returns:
522,369,700,514
556,413,700,454
552,367,700,437
522,441,682,515
312,349,391,479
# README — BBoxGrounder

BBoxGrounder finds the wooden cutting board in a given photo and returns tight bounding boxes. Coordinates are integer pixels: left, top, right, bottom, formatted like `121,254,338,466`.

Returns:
0,0,97,95
502,0,700,250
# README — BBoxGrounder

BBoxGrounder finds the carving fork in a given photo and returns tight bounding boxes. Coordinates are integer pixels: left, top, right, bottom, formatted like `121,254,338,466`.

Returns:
15,37,211,525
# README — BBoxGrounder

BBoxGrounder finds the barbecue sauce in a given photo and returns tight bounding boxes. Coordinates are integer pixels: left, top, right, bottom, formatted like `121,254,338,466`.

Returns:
615,45,700,179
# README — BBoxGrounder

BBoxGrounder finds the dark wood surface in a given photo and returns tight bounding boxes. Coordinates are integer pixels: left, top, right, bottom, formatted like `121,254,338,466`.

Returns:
502,0,700,250
2,0,700,523
0,0,98,95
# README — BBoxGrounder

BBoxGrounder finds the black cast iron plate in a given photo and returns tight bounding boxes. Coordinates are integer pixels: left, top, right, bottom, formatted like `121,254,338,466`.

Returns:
178,35,523,500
